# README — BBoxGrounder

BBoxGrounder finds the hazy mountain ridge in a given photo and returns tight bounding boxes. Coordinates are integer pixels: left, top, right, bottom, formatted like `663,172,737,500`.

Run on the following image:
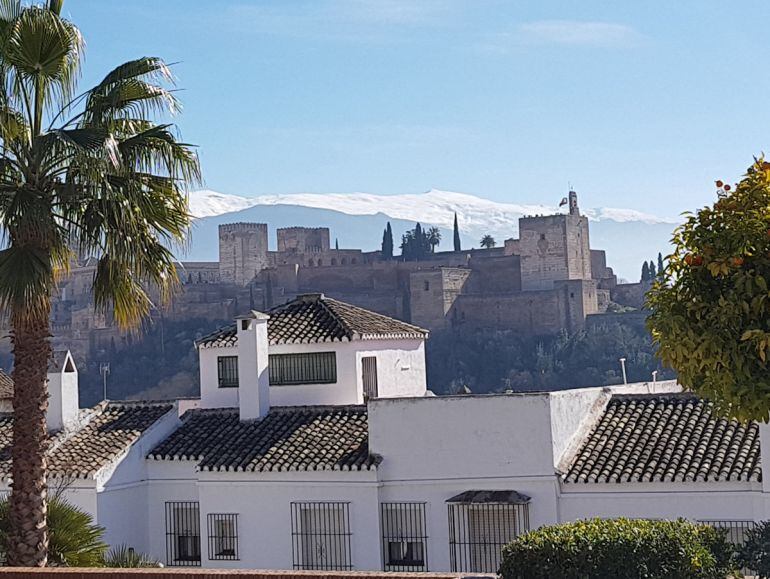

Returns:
185,189,680,280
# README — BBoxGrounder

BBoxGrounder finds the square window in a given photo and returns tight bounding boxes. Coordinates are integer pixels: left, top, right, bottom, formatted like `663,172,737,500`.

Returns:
217,356,239,388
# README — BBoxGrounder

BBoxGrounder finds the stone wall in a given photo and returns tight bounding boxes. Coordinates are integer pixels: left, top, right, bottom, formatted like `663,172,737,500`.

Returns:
277,226,331,253
611,281,651,309
218,223,269,285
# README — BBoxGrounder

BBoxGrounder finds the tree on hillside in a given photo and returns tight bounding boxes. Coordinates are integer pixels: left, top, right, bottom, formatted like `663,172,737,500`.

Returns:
381,222,393,260
657,252,665,278
453,212,461,252
0,1,199,565
648,160,770,421
427,227,441,253
400,223,431,261
641,261,650,282
480,235,496,249
649,260,656,278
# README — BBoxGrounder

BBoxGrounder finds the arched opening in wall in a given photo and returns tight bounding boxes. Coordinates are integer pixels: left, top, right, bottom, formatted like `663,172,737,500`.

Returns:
317,259,323,266
351,258,357,264
341,258,347,265
331,259,337,266
308,259,314,267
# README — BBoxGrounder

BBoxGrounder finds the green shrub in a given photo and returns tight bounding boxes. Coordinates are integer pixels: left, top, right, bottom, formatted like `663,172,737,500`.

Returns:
103,544,161,568
499,518,736,579
0,495,107,566
738,521,770,577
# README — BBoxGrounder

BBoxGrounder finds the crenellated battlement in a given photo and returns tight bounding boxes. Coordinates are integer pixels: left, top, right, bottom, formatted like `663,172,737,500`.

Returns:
219,222,268,236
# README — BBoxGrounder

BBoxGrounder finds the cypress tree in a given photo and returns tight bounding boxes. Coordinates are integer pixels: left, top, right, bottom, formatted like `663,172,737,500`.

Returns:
657,252,665,277
335,238,339,250
649,260,656,278
641,261,650,282
381,222,394,260
453,212,461,252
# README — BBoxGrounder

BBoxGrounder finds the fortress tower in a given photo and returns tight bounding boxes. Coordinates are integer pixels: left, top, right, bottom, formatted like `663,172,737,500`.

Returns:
517,191,592,291
218,223,269,285
277,227,330,254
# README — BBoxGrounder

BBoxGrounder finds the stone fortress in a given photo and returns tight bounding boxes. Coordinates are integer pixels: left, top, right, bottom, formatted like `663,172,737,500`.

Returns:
37,191,647,362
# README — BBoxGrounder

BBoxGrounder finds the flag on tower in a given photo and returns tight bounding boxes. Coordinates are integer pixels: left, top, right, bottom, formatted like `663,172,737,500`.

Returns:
559,197,568,207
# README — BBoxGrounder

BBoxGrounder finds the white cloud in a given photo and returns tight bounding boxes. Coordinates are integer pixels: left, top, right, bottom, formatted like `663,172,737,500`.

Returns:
517,20,642,47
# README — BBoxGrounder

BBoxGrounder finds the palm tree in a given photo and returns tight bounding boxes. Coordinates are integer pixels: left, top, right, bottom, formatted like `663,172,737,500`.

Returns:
480,234,496,249
0,1,199,565
427,226,441,253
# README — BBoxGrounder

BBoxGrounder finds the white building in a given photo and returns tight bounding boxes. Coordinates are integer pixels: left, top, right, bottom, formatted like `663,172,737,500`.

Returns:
1,294,767,572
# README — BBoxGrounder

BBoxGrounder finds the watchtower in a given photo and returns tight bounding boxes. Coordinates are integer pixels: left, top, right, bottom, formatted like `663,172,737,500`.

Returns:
517,191,591,290
218,223,269,285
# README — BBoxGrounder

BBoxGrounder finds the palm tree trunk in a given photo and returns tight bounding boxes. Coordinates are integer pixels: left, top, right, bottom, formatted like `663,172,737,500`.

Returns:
7,301,51,567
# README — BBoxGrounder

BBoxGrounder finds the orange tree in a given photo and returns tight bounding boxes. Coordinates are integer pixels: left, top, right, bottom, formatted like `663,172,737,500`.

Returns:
647,158,770,421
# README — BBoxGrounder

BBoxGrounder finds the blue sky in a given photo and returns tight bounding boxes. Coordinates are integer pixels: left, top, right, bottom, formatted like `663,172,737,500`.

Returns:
68,1,770,217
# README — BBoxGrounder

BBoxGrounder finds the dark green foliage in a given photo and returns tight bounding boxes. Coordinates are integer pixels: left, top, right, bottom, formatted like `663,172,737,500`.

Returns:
103,544,161,568
0,496,107,567
400,222,432,261
500,518,735,579
381,222,394,260
335,238,339,250
648,160,770,421
426,322,673,394
453,212,461,252
738,521,770,577
649,260,657,278
480,234,496,248
642,261,650,281
658,252,665,277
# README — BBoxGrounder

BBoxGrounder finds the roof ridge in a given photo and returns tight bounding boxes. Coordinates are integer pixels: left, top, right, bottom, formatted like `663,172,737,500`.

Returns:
324,296,428,336
316,297,356,340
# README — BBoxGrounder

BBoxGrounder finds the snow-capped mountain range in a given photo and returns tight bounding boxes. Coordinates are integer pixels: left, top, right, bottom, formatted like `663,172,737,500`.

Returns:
185,189,681,281
189,189,678,227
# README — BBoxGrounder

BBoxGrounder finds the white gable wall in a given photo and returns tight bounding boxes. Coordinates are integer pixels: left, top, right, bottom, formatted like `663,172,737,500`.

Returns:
96,406,181,553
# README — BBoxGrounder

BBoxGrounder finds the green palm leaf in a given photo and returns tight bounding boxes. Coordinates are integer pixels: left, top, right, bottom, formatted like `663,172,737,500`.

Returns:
0,0,200,566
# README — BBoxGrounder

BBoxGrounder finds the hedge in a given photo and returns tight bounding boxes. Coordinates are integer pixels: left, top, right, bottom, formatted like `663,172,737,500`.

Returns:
499,518,735,579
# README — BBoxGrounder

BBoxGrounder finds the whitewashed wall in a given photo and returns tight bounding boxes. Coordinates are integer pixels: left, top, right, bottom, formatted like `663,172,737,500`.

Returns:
200,339,427,410
196,469,379,570
559,482,765,522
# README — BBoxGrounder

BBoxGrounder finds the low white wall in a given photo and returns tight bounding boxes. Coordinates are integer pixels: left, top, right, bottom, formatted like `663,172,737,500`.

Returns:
559,482,766,522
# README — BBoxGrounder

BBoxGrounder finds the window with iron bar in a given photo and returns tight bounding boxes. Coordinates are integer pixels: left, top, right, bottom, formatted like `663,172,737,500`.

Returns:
381,502,428,571
290,501,352,570
270,352,337,386
217,356,238,388
207,513,239,561
165,501,201,566
362,356,378,400
448,502,529,573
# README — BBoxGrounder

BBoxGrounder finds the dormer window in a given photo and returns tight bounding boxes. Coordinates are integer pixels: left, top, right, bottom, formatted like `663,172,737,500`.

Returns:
217,356,239,388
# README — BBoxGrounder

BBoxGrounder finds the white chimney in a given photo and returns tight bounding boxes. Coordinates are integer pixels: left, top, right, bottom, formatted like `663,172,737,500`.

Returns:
47,350,79,432
236,311,271,421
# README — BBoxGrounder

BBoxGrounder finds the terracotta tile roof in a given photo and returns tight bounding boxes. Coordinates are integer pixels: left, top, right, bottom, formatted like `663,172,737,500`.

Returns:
149,405,379,472
0,402,173,479
197,293,428,348
0,371,12,400
564,394,762,484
